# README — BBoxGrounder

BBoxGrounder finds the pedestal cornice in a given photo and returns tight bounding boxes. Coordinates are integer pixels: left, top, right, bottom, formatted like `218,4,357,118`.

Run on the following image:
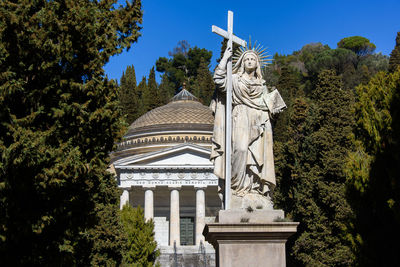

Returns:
203,222,299,249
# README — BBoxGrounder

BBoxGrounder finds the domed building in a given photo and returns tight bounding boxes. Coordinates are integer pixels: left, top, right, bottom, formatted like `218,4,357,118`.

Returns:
111,88,220,266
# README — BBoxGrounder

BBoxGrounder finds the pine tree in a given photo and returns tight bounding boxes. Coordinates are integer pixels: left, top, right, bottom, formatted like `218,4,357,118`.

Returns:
389,32,400,73
337,36,376,56
119,65,139,124
156,42,212,93
346,69,400,266
0,0,142,265
120,205,160,267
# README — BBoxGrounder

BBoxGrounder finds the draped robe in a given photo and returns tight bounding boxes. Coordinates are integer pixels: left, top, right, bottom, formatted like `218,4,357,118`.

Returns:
210,65,286,197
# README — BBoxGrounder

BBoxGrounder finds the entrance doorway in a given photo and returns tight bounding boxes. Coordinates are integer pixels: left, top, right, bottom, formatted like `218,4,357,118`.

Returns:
180,217,194,245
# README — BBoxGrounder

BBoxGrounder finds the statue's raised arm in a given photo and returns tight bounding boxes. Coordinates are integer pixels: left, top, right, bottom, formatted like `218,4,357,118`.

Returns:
213,47,232,91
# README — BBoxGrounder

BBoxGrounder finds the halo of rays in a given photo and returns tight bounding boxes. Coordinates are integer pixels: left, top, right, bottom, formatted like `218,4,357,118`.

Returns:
232,37,273,69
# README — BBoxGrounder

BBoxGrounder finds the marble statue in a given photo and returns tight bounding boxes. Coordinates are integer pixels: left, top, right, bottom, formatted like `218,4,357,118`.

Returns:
210,44,286,209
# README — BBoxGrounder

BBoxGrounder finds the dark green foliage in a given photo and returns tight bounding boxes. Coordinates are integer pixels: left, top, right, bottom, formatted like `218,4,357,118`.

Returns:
338,36,376,56
305,48,358,87
86,203,128,266
275,70,355,266
217,38,240,64
158,73,175,105
297,42,331,65
126,41,215,107
0,0,142,265
119,65,143,124
143,67,161,111
267,36,392,266
270,38,390,266
346,69,400,266
187,47,213,79
273,97,313,217
120,205,160,267
356,53,389,84
156,41,213,100
273,66,302,142
262,64,279,86
271,39,387,94
135,76,148,117
192,57,215,105
302,46,388,90
389,32,400,73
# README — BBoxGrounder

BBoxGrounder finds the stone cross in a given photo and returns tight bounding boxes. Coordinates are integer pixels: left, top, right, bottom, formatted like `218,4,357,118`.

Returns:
212,11,246,210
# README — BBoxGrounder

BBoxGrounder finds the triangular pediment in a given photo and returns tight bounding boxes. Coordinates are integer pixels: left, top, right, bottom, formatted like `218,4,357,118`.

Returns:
113,143,212,167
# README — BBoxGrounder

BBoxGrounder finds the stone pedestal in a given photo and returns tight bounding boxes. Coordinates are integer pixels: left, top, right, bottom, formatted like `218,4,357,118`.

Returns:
203,210,298,267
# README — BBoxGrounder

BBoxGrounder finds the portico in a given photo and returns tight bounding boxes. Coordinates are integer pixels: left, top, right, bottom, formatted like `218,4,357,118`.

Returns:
115,143,220,247
119,183,217,247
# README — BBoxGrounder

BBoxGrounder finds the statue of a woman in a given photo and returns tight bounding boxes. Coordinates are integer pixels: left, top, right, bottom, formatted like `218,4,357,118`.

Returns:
210,45,286,209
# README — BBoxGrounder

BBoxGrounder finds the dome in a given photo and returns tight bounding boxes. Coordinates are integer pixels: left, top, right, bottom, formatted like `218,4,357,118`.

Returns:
125,89,214,137
113,89,214,157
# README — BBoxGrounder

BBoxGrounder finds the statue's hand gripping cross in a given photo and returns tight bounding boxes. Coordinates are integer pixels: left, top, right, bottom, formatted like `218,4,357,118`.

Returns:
212,11,246,210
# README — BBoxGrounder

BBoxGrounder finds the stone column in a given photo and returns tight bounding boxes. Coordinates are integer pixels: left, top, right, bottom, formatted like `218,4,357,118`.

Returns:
120,188,130,210
195,186,206,245
144,187,154,221
169,187,181,246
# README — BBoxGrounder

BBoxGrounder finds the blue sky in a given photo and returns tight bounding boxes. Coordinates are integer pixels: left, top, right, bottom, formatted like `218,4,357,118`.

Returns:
104,0,400,84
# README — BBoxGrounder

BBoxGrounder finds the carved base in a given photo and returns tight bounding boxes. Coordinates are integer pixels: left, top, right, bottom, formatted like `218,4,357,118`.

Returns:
218,209,284,223
231,192,273,210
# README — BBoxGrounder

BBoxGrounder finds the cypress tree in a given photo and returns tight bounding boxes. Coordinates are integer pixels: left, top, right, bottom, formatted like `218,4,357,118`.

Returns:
158,73,175,105
276,70,355,266
136,76,148,117
0,0,142,265
119,65,139,124
274,97,312,219
389,32,400,73
273,66,302,142
192,57,215,105
143,67,161,112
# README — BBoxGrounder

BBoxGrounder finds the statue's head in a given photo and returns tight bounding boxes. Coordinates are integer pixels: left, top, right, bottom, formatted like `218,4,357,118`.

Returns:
232,42,271,79
233,50,263,78
243,51,259,72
